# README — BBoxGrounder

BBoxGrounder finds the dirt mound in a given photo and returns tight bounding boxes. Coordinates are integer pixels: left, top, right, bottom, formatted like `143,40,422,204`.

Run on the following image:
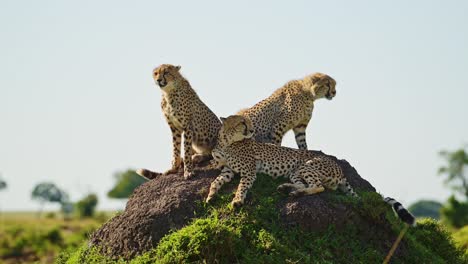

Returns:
89,152,378,260
88,168,219,259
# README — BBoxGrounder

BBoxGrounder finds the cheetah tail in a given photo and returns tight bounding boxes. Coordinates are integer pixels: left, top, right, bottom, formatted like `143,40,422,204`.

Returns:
136,169,162,180
338,179,359,198
384,197,416,226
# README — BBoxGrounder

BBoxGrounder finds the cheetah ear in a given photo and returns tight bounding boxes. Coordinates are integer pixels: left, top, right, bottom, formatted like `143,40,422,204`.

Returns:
220,117,227,123
175,65,181,71
318,75,329,84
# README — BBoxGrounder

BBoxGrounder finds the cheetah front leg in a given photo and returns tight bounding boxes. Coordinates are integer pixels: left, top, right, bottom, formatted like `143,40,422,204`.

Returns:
183,129,195,179
270,124,286,146
293,123,308,150
206,166,235,203
165,123,183,174
293,114,311,149
231,168,257,208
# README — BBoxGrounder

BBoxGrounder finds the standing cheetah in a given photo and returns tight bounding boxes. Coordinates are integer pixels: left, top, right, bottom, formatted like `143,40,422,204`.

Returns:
207,115,415,226
240,73,336,149
137,64,221,180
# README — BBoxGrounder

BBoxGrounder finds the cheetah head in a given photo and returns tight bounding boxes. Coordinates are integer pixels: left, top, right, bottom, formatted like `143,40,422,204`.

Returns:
218,115,255,146
153,64,181,90
304,73,337,100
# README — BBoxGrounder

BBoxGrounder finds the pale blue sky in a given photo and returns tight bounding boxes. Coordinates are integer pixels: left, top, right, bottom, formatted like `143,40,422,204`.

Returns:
1,1,467,211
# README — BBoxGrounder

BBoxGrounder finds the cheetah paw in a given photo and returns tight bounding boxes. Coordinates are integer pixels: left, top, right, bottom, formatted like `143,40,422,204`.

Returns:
277,183,296,194
205,196,213,204
289,190,304,197
165,166,183,175
183,171,194,180
231,199,244,208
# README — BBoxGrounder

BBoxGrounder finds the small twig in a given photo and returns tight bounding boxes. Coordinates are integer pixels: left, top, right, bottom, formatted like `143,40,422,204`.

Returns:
383,224,410,264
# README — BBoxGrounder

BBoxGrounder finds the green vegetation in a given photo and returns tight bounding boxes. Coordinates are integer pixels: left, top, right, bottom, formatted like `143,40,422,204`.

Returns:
408,200,442,219
438,147,468,230
441,196,468,228
438,147,468,199
75,194,99,218
452,225,468,252
57,175,467,263
0,211,112,264
108,169,146,199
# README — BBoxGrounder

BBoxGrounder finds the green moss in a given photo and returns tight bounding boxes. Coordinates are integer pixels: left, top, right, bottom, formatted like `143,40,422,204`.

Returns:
57,174,468,263
149,217,241,263
404,219,467,263
55,244,124,264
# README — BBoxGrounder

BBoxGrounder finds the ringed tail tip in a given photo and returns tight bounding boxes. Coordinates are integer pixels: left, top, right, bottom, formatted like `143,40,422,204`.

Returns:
384,197,416,227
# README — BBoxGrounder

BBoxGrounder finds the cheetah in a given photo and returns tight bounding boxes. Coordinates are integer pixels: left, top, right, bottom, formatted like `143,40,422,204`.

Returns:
240,72,336,150
137,64,221,180
207,115,416,226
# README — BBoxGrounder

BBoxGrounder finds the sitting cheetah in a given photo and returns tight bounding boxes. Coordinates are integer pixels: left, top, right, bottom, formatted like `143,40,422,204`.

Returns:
207,115,415,226
137,64,221,180
240,72,336,149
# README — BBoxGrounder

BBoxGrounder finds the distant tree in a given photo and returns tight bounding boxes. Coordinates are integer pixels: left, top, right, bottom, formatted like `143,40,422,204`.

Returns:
408,200,443,219
61,202,74,220
438,147,468,199
0,177,6,191
75,193,98,218
440,195,468,228
0,175,6,214
31,182,68,217
108,169,146,199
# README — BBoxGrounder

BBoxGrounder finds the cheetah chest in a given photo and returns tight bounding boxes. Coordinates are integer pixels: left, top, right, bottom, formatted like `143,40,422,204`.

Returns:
163,99,185,130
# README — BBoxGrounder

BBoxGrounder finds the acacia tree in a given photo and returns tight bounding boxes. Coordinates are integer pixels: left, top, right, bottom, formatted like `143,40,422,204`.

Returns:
75,193,98,218
438,147,468,199
0,177,6,191
438,147,468,228
31,182,69,217
0,176,6,214
108,169,146,199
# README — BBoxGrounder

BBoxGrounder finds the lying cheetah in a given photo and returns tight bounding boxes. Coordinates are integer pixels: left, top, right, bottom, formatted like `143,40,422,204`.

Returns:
207,115,356,205
137,64,221,180
240,72,336,149
207,115,415,226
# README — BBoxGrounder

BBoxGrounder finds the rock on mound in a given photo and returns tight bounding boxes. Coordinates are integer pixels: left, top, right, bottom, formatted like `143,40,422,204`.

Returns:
89,152,375,260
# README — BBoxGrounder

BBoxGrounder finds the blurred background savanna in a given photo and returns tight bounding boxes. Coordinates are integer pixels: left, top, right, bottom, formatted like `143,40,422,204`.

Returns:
1,0,467,263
